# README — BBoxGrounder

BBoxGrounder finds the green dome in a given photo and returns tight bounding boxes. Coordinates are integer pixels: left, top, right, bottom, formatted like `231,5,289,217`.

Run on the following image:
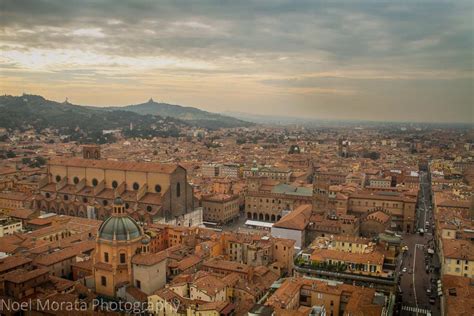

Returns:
98,216,142,241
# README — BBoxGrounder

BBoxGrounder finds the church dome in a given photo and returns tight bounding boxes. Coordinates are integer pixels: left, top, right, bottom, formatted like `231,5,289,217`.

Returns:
98,216,142,241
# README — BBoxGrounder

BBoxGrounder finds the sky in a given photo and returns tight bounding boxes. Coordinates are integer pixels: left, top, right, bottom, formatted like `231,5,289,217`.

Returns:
0,0,473,123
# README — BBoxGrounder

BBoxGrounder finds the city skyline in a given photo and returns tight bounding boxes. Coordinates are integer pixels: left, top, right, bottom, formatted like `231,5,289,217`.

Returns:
1,0,473,123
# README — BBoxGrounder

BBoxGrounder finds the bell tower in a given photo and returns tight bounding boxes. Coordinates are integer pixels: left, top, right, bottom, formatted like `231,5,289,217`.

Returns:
313,171,329,213
82,145,101,159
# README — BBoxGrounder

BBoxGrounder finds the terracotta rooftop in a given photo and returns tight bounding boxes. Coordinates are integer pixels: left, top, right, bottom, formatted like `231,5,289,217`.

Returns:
442,275,474,316
197,301,233,312
132,251,167,266
272,204,312,231
0,255,32,274
192,274,226,296
6,208,35,219
34,242,94,266
126,286,148,302
0,191,30,201
3,268,49,284
443,239,474,261
49,157,179,174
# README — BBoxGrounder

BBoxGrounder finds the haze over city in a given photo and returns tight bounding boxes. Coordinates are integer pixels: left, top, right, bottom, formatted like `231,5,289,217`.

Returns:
1,0,473,123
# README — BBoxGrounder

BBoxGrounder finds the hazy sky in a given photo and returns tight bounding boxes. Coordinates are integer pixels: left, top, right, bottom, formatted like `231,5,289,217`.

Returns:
1,0,473,123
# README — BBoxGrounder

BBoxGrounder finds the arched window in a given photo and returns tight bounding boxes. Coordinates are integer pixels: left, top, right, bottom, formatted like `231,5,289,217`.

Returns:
112,180,118,189
155,184,162,193
176,182,181,197
92,178,98,187
55,175,61,182
147,205,152,212
102,200,108,206
133,182,140,190
73,177,79,184
120,253,126,264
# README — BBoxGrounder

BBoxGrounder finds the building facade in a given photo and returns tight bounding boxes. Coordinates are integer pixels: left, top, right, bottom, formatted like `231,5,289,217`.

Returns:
36,147,194,223
202,193,240,224
93,197,145,297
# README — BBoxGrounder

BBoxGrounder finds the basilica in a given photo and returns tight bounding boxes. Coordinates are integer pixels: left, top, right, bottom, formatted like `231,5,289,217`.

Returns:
35,146,195,223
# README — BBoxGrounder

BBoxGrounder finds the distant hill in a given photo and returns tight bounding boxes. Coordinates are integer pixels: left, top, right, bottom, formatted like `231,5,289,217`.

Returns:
0,94,188,142
0,95,253,136
107,99,253,129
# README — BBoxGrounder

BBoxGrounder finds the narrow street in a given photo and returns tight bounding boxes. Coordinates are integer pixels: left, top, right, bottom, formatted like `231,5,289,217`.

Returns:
398,171,440,316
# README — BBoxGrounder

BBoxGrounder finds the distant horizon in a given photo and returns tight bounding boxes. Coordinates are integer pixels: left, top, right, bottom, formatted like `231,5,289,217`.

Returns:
5,92,473,126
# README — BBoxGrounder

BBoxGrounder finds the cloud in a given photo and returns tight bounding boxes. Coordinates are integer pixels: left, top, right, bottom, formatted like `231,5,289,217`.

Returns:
0,0,472,122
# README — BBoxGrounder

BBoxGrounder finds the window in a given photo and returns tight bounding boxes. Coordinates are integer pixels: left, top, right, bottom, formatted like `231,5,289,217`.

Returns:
112,180,118,188
92,178,98,187
73,177,79,184
63,195,68,201
136,280,141,289
120,253,126,264
177,182,181,197
45,193,51,198
83,197,88,203
125,203,129,209
101,276,107,286
103,200,108,206
147,206,152,212
133,182,140,190
104,252,109,262
55,175,61,182
155,184,162,193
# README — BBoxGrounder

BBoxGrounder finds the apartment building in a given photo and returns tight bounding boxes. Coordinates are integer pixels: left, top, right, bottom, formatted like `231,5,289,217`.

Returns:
202,193,240,224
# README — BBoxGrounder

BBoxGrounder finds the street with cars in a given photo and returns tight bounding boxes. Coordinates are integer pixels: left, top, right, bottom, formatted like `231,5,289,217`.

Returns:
397,171,441,316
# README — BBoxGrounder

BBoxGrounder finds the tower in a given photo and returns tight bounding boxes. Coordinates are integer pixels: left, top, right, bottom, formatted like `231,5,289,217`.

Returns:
82,145,101,159
93,196,144,297
313,171,330,214
338,138,349,158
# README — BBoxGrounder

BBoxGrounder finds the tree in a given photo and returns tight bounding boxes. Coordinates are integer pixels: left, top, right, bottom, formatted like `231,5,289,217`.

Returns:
6,150,16,158
363,151,380,160
35,156,47,166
